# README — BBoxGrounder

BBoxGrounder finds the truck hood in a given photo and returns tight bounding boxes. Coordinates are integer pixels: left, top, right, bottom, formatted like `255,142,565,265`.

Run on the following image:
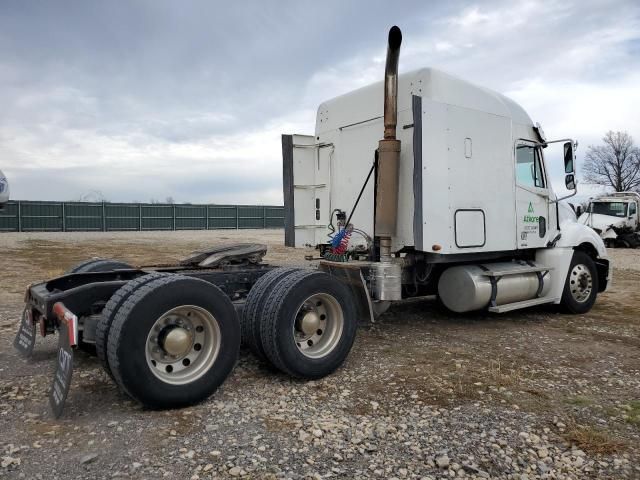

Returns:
577,212,625,231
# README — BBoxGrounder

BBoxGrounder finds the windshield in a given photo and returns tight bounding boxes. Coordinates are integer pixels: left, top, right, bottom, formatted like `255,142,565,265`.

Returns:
590,202,628,217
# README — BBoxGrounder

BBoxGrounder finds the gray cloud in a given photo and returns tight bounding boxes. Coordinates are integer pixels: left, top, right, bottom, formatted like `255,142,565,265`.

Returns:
1,0,639,203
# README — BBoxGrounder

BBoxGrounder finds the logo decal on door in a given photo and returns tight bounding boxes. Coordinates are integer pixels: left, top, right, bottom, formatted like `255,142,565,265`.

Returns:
528,202,534,213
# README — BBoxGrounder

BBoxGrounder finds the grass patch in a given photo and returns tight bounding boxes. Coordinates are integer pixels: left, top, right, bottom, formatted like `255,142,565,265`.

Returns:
564,424,626,455
565,395,593,407
624,400,640,425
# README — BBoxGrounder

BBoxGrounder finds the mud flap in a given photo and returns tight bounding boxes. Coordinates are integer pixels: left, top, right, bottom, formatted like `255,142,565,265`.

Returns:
48,303,78,419
13,308,36,357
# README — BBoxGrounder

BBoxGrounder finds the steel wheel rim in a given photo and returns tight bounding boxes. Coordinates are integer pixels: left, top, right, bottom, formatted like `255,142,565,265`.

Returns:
293,293,344,359
145,305,220,385
569,264,593,303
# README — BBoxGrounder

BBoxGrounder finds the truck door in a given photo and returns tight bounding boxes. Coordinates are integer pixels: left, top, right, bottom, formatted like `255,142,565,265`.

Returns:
515,141,551,249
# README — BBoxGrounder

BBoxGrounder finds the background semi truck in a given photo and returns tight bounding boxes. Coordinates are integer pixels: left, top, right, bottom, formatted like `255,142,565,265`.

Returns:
14,26,610,416
0,169,9,208
578,192,640,248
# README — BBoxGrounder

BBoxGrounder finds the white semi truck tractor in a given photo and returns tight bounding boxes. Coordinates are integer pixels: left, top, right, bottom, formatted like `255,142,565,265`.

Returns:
14,26,610,417
282,26,609,316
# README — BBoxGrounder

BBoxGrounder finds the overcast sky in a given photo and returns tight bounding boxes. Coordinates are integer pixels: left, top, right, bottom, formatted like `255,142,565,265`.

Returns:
1,0,639,204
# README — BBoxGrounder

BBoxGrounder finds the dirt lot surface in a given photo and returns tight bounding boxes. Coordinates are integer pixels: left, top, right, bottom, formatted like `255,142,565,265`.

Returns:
0,231,638,479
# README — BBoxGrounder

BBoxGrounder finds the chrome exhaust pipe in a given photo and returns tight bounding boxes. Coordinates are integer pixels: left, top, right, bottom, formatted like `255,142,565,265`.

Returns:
375,26,402,260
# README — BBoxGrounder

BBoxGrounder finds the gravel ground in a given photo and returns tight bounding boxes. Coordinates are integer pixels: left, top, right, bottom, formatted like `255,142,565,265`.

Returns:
0,231,638,479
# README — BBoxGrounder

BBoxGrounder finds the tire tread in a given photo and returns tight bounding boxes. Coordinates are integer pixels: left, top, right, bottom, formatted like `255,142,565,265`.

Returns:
259,269,325,376
241,267,300,360
96,272,169,376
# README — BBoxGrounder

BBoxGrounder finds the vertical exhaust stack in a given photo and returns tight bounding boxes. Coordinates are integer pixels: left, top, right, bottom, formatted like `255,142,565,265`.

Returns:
375,26,402,260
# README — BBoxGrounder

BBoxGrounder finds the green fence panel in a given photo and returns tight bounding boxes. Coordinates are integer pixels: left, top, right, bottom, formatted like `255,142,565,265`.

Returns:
65,203,103,231
175,205,207,230
265,206,285,228
20,202,63,231
237,206,264,229
0,202,19,231
105,204,140,230
1,201,284,232
208,206,237,229
141,204,173,230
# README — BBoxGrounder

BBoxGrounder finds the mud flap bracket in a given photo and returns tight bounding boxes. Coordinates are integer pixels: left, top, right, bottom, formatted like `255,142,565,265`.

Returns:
318,261,375,324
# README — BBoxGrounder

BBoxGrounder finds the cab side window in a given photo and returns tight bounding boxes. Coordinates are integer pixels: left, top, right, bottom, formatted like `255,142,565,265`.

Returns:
516,145,546,188
630,202,637,216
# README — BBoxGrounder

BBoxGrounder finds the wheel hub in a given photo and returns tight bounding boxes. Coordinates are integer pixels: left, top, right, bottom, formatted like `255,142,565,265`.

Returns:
300,311,321,336
569,263,593,303
293,293,344,359
162,327,192,357
145,305,221,385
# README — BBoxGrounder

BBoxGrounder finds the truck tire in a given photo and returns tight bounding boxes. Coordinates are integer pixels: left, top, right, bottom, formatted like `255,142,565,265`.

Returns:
96,272,169,377
241,267,301,361
260,269,357,379
106,275,240,409
560,250,599,314
66,258,132,274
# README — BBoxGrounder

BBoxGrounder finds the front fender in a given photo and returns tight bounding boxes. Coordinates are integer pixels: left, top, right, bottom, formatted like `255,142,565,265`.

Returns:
557,222,608,259
537,222,610,301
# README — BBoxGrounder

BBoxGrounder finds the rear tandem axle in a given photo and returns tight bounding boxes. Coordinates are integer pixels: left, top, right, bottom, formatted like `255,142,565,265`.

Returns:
15,244,363,417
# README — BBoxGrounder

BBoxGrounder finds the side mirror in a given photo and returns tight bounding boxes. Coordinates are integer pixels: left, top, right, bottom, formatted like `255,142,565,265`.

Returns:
565,173,576,190
563,142,574,173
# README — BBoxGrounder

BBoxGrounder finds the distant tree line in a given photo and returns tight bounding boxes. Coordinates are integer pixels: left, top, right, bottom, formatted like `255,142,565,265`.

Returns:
583,131,640,192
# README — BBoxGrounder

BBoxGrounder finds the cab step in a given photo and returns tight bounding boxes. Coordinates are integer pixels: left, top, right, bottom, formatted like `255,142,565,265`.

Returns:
481,263,553,277
489,297,559,313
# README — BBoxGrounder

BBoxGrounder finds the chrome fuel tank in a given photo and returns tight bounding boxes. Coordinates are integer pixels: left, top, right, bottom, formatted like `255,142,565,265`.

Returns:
438,262,551,313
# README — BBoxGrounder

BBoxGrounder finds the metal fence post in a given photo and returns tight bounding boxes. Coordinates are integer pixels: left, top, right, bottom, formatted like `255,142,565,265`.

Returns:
62,202,66,232
17,201,22,232
235,206,239,229
102,202,106,232
263,206,267,228
139,204,142,231
205,205,209,230
172,204,176,230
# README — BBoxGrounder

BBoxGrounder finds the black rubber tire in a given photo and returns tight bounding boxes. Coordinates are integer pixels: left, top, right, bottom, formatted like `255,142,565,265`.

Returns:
560,250,599,314
106,275,240,409
241,267,301,361
66,258,133,274
96,272,169,377
260,269,357,379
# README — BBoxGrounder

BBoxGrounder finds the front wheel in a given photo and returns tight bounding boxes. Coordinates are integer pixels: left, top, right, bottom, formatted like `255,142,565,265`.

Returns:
560,250,599,314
